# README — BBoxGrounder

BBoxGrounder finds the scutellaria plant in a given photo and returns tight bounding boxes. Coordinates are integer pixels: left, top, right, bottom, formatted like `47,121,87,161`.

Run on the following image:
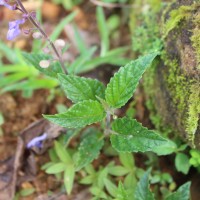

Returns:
1,1,191,199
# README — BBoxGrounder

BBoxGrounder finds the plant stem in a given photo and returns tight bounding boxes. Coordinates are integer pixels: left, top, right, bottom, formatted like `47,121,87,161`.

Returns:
15,0,67,74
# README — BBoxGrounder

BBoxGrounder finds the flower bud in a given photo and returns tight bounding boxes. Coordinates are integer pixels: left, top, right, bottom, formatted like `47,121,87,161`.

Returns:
32,32,43,39
55,39,65,48
39,60,50,68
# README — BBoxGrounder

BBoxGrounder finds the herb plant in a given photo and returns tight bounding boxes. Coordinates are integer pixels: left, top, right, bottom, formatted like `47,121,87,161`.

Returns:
0,0,192,199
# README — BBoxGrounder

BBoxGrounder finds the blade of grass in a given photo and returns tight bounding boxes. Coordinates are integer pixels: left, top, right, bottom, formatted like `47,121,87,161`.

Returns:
96,6,109,56
50,11,77,41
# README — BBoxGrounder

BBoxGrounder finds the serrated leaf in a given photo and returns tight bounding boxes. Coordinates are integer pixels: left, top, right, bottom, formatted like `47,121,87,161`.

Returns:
135,170,155,200
22,52,62,78
58,74,105,103
54,141,72,164
105,53,158,108
44,100,106,128
165,182,191,200
175,153,190,174
75,132,104,171
110,117,168,153
45,162,66,174
64,164,75,194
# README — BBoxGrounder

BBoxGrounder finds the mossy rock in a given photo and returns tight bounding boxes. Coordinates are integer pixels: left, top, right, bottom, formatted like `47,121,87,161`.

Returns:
143,0,200,148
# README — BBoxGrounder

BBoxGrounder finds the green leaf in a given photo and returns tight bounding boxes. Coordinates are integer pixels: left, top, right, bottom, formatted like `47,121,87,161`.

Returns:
73,24,87,54
44,100,106,128
45,162,66,174
165,182,191,200
50,11,76,41
104,178,118,197
105,53,158,108
75,131,104,171
90,187,108,199
54,141,72,164
135,170,155,200
119,153,135,170
58,74,105,103
175,153,191,174
68,47,96,74
98,168,108,189
96,6,109,56
116,182,129,200
108,166,130,176
20,188,35,197
80,175,94,185
152,140,177,155
64,164,75,194
81,50,130,74
1,79,58,93
22,53,62,78
41,162,54,170
110,117,168,153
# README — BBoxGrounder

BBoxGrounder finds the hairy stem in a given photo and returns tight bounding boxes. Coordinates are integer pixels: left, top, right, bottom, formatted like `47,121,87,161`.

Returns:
15,0,67,74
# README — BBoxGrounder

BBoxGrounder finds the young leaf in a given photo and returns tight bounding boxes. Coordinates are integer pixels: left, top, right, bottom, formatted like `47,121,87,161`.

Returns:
90,187,108,199
58,74,105,103
104,178,118,197
119,153,135,170
165,182,191,200
107,166,130,176
64,164,75,195
45,162,66,174
105,53,158,108
116,182,129,200
22,53,62,78
75,132,104,171
175,153,191,174
44,100,106,128
110,117,168,153
54,141,72,164
134,169,155,200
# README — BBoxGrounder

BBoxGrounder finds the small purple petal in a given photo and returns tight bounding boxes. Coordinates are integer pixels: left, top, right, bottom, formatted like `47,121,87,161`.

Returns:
27,133,47,149
7,19,26,40
7,27,21,40
0,0,15,10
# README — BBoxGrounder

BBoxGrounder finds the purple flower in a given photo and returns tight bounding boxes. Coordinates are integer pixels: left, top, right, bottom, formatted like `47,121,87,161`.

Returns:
27,133,47,149
7,18,25,40
0,0,16,10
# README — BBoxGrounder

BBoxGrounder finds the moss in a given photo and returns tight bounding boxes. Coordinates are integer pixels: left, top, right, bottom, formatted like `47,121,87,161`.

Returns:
162,52,199,147
143,60,173,136
163,5,196,38
130,0,163,55
191,13,200,69
164,57,190,112
186,84,200,145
